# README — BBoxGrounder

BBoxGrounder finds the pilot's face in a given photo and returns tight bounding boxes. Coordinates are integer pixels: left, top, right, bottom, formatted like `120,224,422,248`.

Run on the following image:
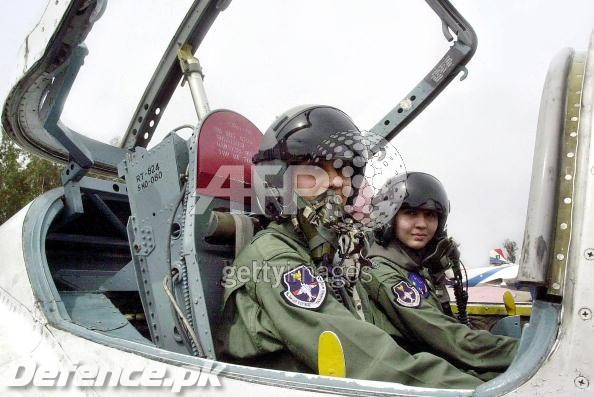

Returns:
293,160,352,205
394,208,438,250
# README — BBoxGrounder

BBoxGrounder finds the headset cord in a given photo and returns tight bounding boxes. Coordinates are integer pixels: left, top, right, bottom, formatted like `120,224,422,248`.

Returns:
451,259,470,327
322,253,356,312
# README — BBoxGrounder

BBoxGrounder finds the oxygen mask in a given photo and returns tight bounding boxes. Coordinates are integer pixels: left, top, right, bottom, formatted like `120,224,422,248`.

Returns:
304,129,407,235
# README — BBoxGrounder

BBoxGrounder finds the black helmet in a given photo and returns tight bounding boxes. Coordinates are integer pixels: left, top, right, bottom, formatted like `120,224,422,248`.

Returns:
375,172,450,246
253,105,362,219
253,105,360,165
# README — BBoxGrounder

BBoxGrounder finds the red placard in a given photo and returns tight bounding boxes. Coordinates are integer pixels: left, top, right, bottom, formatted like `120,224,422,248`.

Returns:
196,110,262,202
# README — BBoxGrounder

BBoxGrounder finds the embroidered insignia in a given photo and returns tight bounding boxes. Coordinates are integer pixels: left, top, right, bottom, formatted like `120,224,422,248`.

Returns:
282,265,327,309
408,272,430,298
392,280,421,308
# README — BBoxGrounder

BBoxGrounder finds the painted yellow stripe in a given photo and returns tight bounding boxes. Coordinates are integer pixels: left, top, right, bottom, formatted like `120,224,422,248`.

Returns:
450,303,532,316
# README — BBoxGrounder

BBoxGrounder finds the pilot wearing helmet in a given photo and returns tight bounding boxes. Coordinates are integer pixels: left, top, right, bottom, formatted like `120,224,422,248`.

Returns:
216,106,484,388
363,172,519,381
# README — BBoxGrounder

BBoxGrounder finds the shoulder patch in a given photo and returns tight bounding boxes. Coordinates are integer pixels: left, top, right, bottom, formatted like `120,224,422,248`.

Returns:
391,280,421,308
408,272,430,298
282,265,327,309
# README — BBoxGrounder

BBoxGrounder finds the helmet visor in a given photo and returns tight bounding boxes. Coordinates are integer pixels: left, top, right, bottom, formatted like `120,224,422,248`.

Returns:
402,173,449,214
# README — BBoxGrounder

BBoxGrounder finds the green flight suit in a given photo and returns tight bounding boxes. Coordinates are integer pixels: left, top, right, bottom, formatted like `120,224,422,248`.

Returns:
363,241,519,381
216,221,483,389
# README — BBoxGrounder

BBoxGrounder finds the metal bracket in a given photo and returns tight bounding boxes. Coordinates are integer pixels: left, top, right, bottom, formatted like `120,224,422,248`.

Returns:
43,44,95,216
131,222,156,257
371,0,478,141
62,180,84,217
61,161,88,184
44,44,94,182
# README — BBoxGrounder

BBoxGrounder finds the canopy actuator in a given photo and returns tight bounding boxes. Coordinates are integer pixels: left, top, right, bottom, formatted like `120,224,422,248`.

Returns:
178,44,211,121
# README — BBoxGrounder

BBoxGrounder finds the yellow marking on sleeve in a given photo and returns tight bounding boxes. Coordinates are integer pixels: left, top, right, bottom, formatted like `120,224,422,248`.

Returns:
318,331,346,378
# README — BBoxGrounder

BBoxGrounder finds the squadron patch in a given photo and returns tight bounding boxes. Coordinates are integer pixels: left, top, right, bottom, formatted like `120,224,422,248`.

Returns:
408,272,430,298
282,265,327,309
392,280,421,308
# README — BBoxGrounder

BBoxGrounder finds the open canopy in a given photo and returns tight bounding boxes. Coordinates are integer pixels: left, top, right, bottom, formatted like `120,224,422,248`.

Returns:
2,0,475,179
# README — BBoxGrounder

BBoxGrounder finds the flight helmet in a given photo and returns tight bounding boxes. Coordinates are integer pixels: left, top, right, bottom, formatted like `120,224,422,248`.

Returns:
375,172,450,246
252,105,362,220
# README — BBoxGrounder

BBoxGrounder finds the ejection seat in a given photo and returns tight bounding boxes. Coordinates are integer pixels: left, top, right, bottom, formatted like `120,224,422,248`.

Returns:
121,109,263,358
187,110,265,352
195,108,266,257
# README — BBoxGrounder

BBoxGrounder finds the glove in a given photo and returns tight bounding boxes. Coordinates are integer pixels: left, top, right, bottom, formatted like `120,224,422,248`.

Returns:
422,236,461,274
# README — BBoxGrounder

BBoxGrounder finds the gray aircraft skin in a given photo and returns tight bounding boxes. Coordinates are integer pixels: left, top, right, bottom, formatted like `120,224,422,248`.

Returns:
1,0,593,395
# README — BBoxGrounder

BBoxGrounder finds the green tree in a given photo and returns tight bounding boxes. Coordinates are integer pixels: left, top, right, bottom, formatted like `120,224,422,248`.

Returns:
0,133,62,224
503,239,518,264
